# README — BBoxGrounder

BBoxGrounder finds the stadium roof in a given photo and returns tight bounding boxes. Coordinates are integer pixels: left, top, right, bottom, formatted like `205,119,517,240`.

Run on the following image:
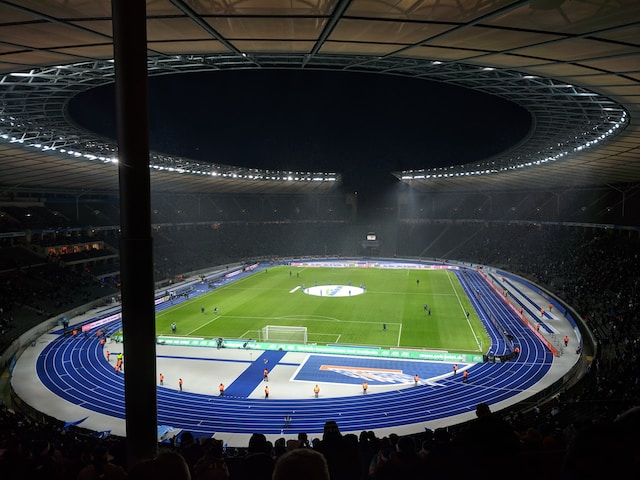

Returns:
0,0,639,195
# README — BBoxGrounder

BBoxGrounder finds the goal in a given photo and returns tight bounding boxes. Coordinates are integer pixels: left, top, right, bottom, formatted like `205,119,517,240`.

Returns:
261,325,308,344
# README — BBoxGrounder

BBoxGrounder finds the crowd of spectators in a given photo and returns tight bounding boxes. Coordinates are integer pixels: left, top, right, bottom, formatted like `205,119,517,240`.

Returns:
1,213,639,478
1,399,637,479
0,248,119,351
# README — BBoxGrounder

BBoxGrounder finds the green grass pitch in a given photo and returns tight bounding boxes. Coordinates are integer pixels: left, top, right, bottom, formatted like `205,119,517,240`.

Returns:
155,266,491,354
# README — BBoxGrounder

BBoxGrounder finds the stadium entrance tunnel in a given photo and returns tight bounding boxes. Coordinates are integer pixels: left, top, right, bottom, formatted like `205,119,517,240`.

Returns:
304,285,364,297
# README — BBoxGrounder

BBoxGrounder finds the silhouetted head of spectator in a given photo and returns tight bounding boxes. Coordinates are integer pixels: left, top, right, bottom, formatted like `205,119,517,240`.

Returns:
322,420,341,441
129,451,191,480
248,432,268,454
297,431,309,447
475,402,492,417
180,431,196,447
272,448,330,480
91,442,113,461
397,436,416,457
201,438,224,458
273,437,287,457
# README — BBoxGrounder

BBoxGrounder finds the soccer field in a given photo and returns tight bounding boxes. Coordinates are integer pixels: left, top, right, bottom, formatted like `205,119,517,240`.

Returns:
155,265,490,354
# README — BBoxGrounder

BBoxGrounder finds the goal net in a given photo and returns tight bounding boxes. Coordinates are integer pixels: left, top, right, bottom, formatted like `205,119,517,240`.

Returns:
261,325,308,344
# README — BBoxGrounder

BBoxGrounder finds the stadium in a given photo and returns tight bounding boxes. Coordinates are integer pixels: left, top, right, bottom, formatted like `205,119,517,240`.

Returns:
1,1,639,477
10,258,576,447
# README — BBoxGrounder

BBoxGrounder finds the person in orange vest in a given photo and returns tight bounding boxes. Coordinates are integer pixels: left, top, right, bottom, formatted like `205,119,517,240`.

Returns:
453,364,458,375
362,381,368,394
72,328,78,338
564,335,569,347
159,373,164,385
414,374,419,386
264,385,269,398
263,368,269,382
314,384,320,398
106,350,110,361
219,383,224,396
463,370,469,383
114,363,120,374
99,337,105,349
540,308,545,317
179,378,183,391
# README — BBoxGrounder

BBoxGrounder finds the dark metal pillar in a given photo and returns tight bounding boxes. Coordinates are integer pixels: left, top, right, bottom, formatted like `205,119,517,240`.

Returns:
112,0,158,468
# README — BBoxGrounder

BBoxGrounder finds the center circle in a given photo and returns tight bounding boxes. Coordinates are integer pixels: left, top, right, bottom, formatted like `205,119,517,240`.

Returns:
304,285,364,297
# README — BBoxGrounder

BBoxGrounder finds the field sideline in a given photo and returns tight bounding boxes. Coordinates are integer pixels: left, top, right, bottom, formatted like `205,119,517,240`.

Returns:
154,265,491,354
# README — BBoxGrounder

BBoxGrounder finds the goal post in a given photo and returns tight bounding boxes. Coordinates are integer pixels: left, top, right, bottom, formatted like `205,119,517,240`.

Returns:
261,325,308,344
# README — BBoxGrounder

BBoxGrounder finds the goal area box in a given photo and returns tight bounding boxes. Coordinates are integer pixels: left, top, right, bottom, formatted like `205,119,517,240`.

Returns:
261,325,308,344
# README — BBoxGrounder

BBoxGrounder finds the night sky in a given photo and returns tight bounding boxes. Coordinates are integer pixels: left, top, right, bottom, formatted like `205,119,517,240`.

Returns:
68,69,531,198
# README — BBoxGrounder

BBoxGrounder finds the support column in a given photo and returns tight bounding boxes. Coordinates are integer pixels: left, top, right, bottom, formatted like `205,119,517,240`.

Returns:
112,0,158,468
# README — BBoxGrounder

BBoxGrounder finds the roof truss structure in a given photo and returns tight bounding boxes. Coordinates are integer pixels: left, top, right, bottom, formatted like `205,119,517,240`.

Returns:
0,0,638,195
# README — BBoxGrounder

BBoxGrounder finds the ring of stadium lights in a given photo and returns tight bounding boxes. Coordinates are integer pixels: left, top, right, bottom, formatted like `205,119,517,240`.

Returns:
0,53,628,184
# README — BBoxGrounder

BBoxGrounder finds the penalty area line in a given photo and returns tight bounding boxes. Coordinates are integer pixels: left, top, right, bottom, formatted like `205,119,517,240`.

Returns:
188,315,220,335
290,286,301,293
